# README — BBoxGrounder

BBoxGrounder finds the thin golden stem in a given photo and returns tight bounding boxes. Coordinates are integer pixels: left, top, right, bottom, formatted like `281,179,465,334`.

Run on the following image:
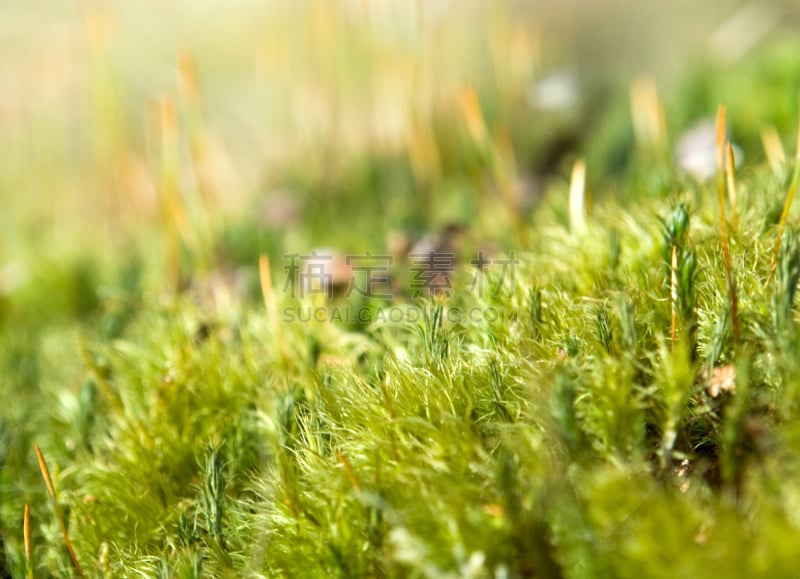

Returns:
716,105,739,340
35,446,84,578
24,503,32,579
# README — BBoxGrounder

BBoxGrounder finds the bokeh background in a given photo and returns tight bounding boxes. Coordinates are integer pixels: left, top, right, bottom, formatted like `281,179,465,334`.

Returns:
4,1,800,576
3,0,799,258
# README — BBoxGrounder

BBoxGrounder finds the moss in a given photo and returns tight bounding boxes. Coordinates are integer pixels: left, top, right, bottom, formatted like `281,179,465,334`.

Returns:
3,9,800,577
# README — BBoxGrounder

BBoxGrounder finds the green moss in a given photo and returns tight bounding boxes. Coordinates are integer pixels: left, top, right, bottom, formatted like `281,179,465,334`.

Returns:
3,14,800,579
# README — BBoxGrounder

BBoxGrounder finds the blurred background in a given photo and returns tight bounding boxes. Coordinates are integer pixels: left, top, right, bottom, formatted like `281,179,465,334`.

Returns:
1,0,800,299
4,3,800,575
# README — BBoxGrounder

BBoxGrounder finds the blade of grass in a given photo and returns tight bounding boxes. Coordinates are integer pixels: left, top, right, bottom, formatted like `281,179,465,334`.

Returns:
35,445,84,578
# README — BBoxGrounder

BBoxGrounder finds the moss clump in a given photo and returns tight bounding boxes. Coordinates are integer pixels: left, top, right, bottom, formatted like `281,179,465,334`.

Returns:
3,9,800,578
